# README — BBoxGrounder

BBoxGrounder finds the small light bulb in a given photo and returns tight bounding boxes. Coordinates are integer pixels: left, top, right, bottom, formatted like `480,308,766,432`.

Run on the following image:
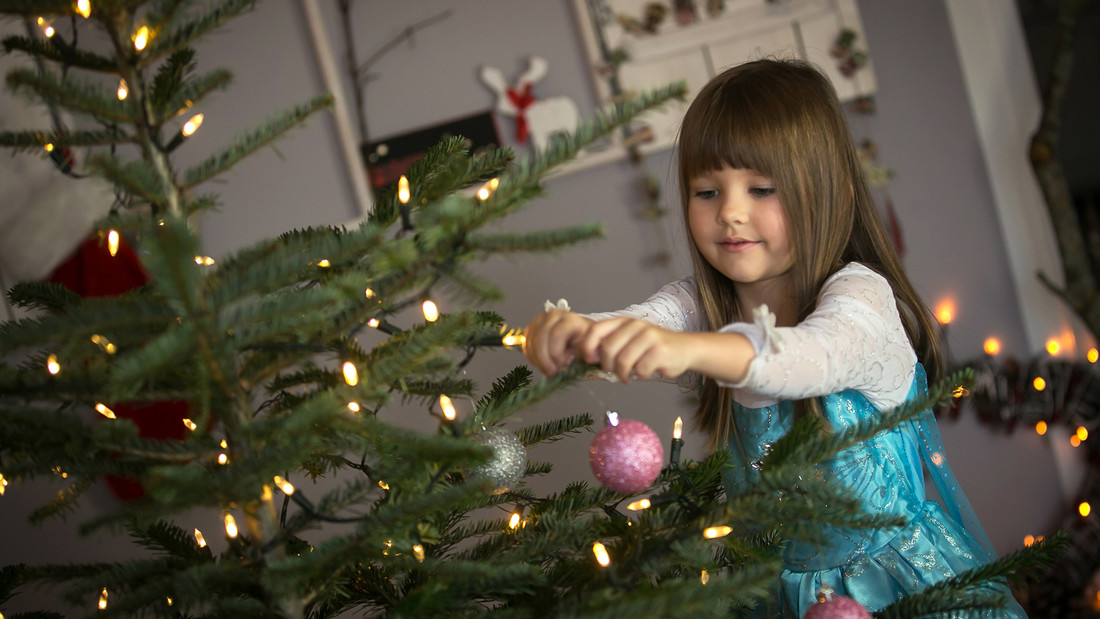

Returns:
224,513,238,538
398,175,410,204
501,330,526,347
183,418,197,431
1080,502,1091,517
347,401,360,412
1033,377,1047,391
46,354,60,375
1023,534,1035,547
273,476,295,495
592,542,610,567
413,544,425,562
166,596,173,606
1046,339,1061,356
983,337,1001,356
700,569,710,585
365,288,375,298
935,300,953,325
90,334,116,354
509,512,521,529
951,385,969,399
43,23,56,38
44,143,54,153
703,525,733,539
342,361,359,386
317,259,331,267
626,499,651,511
117,79,128,100
194,528,207,547
95,403,116,419
182,113,204,137
77,0,91,18
422,300,439,322
107,229,120,256
0,473,8,495
1089,348,1099,364
674,416,683,440
1035,420,1048,436
99,587,108,610
133,26,149,51
477,185,491,200
378,480,389,490
217,452,228,465
367,318,380,328
1078,426,1089,441
488,178,500,191
439,394,456,420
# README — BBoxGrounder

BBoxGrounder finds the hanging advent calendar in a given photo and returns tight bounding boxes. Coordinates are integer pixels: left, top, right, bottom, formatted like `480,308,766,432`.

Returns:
571,0,876,162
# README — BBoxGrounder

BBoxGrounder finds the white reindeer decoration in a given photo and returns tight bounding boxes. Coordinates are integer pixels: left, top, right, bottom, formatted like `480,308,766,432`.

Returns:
480,56,580,153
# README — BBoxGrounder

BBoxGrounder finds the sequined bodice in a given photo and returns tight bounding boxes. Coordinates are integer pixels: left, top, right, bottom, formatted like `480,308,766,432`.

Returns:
724,374,928,571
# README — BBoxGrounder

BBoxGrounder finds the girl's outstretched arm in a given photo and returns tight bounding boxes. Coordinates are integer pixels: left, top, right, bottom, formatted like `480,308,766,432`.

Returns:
522,310,595,376
579,317,755,385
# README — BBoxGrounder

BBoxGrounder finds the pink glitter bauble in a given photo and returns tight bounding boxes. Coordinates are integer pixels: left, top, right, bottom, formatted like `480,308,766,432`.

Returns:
803,592,871,619
588,417,663,494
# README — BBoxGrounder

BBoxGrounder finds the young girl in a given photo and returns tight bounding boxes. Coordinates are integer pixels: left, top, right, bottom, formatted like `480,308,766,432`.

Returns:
523,59,1025,617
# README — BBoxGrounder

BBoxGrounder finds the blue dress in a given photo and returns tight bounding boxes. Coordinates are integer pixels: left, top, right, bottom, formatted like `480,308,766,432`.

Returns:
724,364,1027,618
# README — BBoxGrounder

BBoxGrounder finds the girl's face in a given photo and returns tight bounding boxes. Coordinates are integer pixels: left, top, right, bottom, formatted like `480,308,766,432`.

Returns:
687,166,793,301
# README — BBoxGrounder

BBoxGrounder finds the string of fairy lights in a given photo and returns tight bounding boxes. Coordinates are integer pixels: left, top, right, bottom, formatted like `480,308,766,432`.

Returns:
933,297,1100,544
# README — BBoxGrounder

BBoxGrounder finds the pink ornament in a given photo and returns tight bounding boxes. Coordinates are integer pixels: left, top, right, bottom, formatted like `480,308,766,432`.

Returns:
588,412,664,494
803,586,871,619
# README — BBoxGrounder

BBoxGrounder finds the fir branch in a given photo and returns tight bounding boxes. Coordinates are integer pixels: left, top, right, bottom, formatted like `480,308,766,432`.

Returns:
130,520,215,563
182,93,333,188
5,280,82,311
473,362,589,427
0,127,132,152
515,413,593,447
1,34,118,73
150,47,197,112
136,217,203,317
0,1,77,16
875,530,1069,619
467,223,604,253
85,153,169,206
766,369,974,470
5,67,137,124
438,264,506,304
141,0,258,67
26,476,95,525
154,67,232,124
475,366,534,411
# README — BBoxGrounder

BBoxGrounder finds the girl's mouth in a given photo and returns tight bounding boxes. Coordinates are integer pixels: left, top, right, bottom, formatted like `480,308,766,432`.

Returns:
719,238,759,252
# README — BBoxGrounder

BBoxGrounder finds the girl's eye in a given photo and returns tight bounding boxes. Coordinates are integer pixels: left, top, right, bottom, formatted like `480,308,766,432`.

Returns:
693,189,718,200
749,187,775,198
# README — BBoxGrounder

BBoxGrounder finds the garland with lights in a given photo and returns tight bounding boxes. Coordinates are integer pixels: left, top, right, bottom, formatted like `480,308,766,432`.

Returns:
933,295,1100,615
941,342,1100,616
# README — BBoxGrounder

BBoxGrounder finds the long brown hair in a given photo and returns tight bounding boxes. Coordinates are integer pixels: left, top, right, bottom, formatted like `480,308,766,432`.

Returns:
676,58,942,449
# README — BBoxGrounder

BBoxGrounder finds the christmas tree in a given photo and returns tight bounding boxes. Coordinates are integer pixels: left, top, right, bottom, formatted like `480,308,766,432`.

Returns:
0,2,1060,617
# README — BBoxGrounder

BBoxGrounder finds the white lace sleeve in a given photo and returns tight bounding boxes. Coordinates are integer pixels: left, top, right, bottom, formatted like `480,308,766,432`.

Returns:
581,279,704,333
720,263,917,410
579,279,703,388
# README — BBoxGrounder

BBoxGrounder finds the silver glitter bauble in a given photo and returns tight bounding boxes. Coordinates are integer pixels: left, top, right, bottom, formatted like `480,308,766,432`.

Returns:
468,426,526,495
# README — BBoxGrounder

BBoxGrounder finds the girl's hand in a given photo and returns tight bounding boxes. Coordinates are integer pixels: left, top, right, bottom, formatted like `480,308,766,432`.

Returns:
579,317,692,384
523,310,595,376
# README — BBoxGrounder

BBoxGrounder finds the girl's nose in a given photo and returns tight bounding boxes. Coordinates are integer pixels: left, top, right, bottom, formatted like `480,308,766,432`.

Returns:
717,195,747,225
